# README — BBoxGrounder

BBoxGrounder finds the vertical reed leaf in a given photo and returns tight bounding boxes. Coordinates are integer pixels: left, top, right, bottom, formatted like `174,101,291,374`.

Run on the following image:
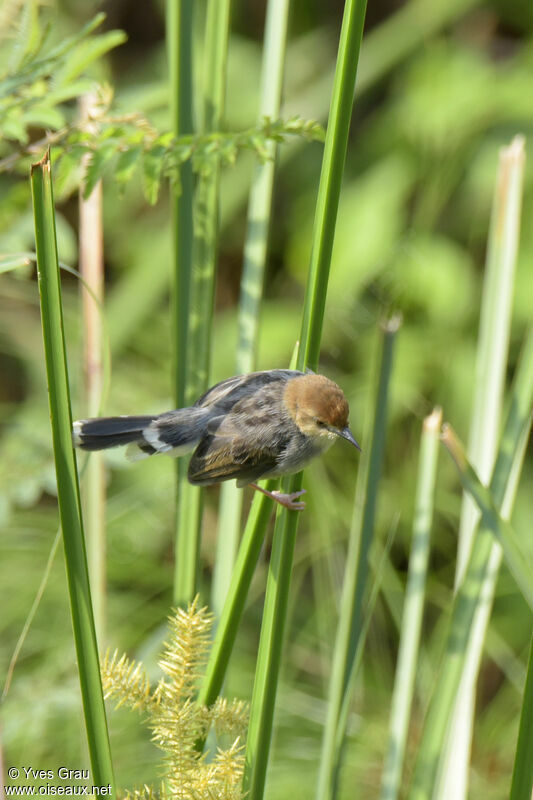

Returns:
173,0,231,604
212,0,291,616
235,0,290,377
198,482,277,711
380,408,442,800
31,151,115,794
166,0,195,605
167,0,194,407
79,94,106,641
456,135,525,578
409,326,533,800
187,0,231,398
317,317,399,800
510,634,533,800
438,135,525,799
243,1,369,796
297,0,368,373
443,425,533,611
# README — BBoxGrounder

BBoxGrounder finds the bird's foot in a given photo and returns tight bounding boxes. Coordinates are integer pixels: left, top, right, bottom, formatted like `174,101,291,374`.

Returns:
271,489,307,511
250,483,307,511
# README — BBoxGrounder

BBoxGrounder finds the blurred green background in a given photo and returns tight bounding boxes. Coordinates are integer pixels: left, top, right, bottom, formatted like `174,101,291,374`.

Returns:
1,0,532,797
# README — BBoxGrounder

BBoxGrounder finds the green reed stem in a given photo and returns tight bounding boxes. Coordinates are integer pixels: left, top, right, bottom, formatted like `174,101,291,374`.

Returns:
510,633,533,800
31,151,115,794
243,1,369,796
380,408,442,800
437,135,526,800
296,4,367,373
443,424,533,612
79,93,106,641
408,326,533,800
172,0,231,604
456,135,525,580
198,483,277,712
212,0,291,616
167,0,194,403
166,0,195,606
317,317,399,800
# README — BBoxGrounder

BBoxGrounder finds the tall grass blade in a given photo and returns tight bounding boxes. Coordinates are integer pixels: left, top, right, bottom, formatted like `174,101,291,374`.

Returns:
2,530,61,701
437,135,525,799
166,1,195,604
297,9,367,372
380,408,442,800
510,634,533,800
198,484,276,712
442,424,533,611
79,93,106,641
212,0,291,616
167,0,194,412
456,135,525,578
236,0,290,376
317,316,400,800
408,326,533,800
31,151,115,794
243,0,369,795
173,0,231,604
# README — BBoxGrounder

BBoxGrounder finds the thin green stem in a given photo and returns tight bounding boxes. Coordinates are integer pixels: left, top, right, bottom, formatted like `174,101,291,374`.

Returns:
243,1,369,795
442,424,533,612
2,529,62,701
297,0,368,373
510,633,533,800
197,484,277,712
167,0,194,413
171,0,232,604
166,0,195,605
79,93,106,642
236,0,290,374
317,317,400,800
456,136,525,580
213,0,291,616
31,151,115,794
409,326,533,800
243,505,297,799
438,135,526,800
380,408,442,800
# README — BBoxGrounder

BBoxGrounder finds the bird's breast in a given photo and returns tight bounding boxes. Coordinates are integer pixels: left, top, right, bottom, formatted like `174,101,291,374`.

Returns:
268,428,332,478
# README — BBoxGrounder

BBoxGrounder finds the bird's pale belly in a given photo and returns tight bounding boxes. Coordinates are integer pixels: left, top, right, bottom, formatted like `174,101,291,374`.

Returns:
264,433,335,479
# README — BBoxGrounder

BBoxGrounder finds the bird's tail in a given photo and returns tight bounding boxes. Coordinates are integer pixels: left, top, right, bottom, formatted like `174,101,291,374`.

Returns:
73,407,210,459
73,415,156,453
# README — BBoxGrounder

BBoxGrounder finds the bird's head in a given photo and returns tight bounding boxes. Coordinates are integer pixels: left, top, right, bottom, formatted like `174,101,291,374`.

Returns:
284,374,361,450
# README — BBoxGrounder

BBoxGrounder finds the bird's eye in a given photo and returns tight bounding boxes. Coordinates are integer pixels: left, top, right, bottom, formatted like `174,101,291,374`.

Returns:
315,419,327,428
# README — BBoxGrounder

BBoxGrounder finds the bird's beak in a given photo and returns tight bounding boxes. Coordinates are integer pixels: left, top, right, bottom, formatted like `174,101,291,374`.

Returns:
332,425,361,451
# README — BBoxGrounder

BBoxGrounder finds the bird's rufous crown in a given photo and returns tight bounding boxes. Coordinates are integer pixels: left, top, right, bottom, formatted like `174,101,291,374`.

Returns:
284,374,350,430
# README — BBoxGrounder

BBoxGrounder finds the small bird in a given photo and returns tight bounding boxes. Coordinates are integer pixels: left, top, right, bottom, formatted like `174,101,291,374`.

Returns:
73,369,360,510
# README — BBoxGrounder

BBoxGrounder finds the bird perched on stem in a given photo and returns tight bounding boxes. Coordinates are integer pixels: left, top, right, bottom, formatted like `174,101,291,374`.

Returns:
73,369,360,510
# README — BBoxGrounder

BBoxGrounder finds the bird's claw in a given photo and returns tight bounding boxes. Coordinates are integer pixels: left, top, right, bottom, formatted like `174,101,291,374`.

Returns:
249,482,307,510
270,489,307,511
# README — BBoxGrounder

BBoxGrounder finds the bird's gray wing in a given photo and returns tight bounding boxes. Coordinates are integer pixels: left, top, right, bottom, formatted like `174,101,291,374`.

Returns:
194,369,302,413
187,388,291,486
